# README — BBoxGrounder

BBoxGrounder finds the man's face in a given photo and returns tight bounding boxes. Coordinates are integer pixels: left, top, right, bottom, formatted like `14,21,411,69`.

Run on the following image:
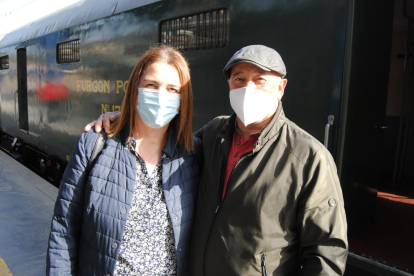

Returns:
228,62,287,104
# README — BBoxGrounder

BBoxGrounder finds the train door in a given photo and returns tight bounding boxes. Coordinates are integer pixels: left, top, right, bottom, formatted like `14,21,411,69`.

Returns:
394,21,414,193
17,48,28,130
16,43,44,137
341,0,414,274
339,0,394,235
0,55,8,128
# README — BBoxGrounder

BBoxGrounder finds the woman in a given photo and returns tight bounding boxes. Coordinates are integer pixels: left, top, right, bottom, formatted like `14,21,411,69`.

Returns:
47,45,201,276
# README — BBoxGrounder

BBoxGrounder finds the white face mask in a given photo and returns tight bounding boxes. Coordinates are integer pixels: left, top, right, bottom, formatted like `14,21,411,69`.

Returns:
229,87,277,127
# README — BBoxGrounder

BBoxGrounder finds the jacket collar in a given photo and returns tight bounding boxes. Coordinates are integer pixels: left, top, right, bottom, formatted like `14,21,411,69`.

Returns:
218,102,286,152
255,102,286,151
163,126,178,159
120,123,177,159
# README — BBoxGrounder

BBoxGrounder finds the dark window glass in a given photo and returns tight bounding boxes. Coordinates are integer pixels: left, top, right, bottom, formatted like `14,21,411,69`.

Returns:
0,55,9,70
57,40,80,64
160,8,229,50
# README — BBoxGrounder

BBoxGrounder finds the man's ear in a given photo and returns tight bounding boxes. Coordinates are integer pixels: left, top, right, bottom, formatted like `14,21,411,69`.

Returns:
278,78,287,100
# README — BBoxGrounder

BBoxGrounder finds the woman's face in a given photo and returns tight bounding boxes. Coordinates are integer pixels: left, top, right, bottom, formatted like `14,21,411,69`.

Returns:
138,62,181,93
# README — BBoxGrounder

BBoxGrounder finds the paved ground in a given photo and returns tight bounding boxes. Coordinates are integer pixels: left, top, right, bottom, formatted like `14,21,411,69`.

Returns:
0,150,57,276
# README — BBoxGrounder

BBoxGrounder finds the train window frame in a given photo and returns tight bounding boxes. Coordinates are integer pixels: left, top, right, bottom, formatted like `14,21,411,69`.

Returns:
159,8,230,51
0,55,9,70
56,39,81,64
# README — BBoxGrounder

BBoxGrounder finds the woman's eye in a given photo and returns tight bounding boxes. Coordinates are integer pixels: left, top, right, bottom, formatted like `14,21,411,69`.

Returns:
145,84,158,89
169,88,179,93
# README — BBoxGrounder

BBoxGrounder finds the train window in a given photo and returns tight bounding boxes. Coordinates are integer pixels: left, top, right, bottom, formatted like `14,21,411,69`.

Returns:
57,40,81,64
0,55,9,70
160,8,229,50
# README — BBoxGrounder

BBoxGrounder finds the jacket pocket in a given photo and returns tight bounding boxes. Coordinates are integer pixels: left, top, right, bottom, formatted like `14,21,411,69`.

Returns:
261,253,268,276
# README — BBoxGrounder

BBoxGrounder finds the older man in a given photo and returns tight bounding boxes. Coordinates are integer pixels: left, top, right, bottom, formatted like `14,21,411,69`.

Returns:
189,45,347,276
87,45,348,275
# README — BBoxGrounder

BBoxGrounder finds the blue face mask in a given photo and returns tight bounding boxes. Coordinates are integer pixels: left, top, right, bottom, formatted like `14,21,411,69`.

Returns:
137,88,181,128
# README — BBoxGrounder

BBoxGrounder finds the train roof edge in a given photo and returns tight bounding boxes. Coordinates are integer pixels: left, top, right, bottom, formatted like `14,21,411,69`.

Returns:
0,0,161,48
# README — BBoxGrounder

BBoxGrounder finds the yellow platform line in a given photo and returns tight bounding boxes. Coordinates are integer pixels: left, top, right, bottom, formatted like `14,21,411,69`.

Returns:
0,255,13,276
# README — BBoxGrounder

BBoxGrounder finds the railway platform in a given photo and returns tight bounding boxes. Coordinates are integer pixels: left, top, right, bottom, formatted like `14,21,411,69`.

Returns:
0,150,57,276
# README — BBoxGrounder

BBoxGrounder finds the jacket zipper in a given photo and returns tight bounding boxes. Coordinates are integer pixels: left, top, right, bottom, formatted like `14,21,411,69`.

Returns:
202,150,254,275
261,254,268,276
214,152,247,213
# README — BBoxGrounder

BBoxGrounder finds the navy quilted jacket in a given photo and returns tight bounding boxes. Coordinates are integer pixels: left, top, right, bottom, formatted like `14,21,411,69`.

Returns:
47,126,201,276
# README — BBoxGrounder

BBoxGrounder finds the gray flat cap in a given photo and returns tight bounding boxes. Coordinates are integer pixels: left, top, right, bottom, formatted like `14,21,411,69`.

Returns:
223,45,287,78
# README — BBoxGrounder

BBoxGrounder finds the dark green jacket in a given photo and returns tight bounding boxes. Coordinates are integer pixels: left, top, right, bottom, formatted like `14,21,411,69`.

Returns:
190,105,348,276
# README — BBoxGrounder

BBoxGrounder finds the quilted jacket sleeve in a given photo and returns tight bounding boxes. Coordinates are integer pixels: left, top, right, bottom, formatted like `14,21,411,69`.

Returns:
46,132,95,275
297,147,348,276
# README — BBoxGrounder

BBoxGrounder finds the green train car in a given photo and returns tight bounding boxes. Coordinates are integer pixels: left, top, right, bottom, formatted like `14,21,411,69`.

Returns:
0,0,413,275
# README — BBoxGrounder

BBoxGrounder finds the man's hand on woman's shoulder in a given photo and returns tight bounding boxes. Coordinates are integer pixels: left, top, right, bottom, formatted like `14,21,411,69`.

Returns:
84,111,121,133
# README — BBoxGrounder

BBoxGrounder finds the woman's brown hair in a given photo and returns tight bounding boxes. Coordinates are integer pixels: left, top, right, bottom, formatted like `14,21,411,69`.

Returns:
108,45,194,151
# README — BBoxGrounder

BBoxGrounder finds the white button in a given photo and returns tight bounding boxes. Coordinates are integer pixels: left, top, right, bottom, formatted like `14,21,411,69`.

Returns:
328,198,337,207
112,243,118,249
120,208,127,215
179,248,182,251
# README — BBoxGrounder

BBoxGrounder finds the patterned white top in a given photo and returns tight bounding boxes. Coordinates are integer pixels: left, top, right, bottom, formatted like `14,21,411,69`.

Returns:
113,140,177,276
